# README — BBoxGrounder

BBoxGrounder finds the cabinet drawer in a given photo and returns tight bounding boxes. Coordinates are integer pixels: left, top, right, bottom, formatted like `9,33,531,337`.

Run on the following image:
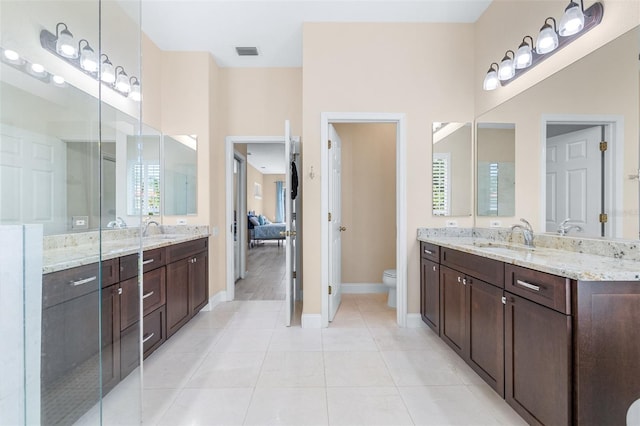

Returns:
143,266,166,315
420,242,440,262
441,247,504,288
505,264,571,314
120,266,167,331
43,258,119,308
166,238,208,263
120,247,166,281
143,306,166,358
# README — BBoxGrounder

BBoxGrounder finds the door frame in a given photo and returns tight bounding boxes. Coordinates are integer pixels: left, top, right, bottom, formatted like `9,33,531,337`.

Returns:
233,151,247,281
540,114,624,238
320,112,407,327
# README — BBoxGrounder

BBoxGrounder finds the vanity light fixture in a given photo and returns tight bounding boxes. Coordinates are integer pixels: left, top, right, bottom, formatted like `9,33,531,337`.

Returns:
129,77,141,102
514,36,534,69
52,74,66,87
78,39,98,73
559,0,585,36
55,23,77,58
482,1,603,90
536,18,559,54
40,23,141,99
482,63,500,91
100,54,116,84
498,50,516,81
3,48,21,63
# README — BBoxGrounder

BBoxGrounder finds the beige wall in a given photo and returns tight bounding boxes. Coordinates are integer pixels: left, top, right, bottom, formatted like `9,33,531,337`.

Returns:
247,164,264,215
475,29,639,239
474,0,640,115
263,174,286,222
302,22,476,315
335,123,396,284
477,128,515,163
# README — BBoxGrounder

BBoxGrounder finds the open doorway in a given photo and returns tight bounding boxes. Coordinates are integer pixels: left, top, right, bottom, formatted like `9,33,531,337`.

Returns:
320,112,407,328
542,115,623,238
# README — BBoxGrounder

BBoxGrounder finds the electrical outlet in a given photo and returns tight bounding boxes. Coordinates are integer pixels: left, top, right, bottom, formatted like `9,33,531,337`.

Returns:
445,220,458,228
72,216,88,230
176,218,187,225
490,220,502,228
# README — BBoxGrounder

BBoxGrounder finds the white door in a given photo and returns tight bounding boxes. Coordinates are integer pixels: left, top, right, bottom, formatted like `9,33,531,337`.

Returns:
284,121,295,326
328,124,342,321
546,126,603,237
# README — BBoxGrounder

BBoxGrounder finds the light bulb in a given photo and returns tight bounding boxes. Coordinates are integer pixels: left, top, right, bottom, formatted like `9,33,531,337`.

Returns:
80,44,98,73
129,79,142,101
498,52,515,81
56,26,77,58
52,75,66,86
514,45,532,69
115,72,130,93
559,2,585,36
30,63,46,76
3,49,19,62
101,60,116,84
483,67,499,91
536,20,559,54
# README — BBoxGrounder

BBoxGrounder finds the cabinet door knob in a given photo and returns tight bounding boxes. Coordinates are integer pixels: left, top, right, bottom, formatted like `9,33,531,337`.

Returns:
457,276,461,283
462,278,467,286
432,266,436,272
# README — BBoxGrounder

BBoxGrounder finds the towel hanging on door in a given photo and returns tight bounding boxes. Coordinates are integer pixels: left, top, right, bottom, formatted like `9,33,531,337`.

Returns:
291,161,299,200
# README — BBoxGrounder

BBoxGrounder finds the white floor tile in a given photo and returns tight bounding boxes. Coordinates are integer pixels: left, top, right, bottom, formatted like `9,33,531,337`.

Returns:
361,310,398,328
161,327,224,354
268,328,323,352
398,385,500,425
381,350,464,386
157,388,253,426
369,327,433,351
211,328,274,352
327,387,413,425
324,352,394,387
321,328,377,351
142,352,206,389
467,383,528,425
188,310,237,329
227,310,280,329
257,351,325,387
237,300,284,313
185,351,266,388
329,308,368,328
244,387,328,426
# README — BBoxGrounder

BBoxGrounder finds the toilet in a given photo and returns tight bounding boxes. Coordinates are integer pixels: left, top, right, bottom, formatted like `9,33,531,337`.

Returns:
382,269,397,308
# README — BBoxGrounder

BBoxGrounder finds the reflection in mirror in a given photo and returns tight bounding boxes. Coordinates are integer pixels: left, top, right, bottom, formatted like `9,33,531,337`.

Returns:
126,126,161,217
432,122,472,217
163,135,197,216
476,123,515,217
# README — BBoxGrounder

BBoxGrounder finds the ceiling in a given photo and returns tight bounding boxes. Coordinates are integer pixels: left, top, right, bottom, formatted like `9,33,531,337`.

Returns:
134,0,492,68
246,143,286,174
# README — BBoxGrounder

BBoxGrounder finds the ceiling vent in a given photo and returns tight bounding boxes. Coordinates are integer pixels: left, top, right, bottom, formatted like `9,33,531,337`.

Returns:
236,47,258,56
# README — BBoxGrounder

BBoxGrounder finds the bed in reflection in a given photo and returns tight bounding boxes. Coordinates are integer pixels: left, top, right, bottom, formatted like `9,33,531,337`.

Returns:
248,213,285,247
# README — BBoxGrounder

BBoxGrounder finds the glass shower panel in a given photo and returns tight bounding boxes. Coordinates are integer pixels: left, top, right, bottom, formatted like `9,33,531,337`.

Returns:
0,0,143,424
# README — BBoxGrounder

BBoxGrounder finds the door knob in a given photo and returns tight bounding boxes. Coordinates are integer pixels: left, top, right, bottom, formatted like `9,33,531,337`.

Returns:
339,226,347,232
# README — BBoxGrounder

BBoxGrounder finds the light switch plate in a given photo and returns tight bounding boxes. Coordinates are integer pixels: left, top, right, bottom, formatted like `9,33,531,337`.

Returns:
445,220,458,228
71,216,88,230
176,218,187,225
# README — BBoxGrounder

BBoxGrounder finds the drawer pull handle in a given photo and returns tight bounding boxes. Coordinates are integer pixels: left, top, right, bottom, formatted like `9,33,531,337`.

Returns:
142,259,155,265
142,333,155,343
70,276,97,286
432,266,436,272
143,291,154,299
462,278,467,286
424,249,434,255
517,279,540,292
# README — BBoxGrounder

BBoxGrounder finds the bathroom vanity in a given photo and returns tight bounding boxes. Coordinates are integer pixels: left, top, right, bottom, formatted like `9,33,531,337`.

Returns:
40,228,209,425
418,228,640,426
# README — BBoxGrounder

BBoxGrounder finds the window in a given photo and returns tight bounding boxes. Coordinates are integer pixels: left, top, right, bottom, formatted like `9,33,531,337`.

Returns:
130,162,160,215
488,162,499,215
432,153,450,216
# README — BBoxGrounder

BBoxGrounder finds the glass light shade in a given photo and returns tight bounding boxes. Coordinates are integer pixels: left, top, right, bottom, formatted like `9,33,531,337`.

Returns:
52,75,66,86
3,49,20,62
498,58,515,81
514,44,533,69
129,81,142,101
30,63,46,76
115,73,131,93
483,69,499,91
101,61,116,84
56,29,77,58
80,47,98,73
559,3,585,36
536,26,559,54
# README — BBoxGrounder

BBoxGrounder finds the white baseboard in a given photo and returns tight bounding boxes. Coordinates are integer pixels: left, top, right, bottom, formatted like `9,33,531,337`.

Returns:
342,282,387,294
406,313,428,328
202,290,228,311
301,313,322,329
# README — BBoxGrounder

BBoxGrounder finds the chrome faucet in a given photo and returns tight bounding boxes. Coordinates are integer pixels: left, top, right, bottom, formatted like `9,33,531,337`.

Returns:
511,218,534,247
142,218,160,237
106,217,127,229
557,218,583,236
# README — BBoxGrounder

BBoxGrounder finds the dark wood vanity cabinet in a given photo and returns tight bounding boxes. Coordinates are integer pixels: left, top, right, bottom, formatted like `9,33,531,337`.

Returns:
166,238,209,337
420,242,440,333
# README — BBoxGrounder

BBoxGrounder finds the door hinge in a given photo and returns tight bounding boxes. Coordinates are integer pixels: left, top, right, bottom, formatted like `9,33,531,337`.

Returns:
600,141,608,152
599,213,608,223
328,285,332,295
292,271,296,279
501,296,506,305
328,212,332,221
292,212,296,221
328,140,332,149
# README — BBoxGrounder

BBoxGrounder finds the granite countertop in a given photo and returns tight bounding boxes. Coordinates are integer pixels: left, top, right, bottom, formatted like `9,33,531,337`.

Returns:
43,225,210,274
417,228,640,282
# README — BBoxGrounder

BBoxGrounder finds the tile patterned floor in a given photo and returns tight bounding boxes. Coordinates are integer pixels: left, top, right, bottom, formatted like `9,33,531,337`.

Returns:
80,295,527,425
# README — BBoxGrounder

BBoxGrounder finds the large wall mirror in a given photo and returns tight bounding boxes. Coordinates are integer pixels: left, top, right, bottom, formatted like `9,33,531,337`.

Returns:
432,122,472,217
163,135,197,216
476,123,515,217
473,26,639,240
